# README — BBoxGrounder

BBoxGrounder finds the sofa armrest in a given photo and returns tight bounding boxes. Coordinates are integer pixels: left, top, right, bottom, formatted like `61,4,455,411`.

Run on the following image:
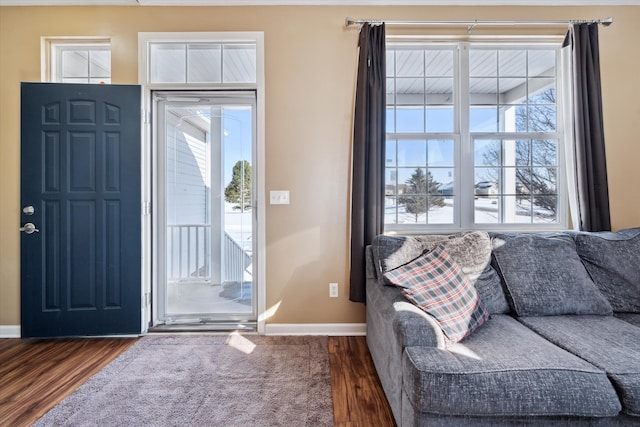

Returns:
366,245,378,281
392,301,446,349
366,245,444,350
366,246,445,424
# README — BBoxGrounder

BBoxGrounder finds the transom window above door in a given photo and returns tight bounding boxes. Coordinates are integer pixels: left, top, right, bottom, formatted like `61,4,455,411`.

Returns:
42,38,111,84
147,42,256,84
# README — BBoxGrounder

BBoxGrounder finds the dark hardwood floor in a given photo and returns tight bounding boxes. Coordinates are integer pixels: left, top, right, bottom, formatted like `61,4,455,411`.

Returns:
0,336,395,427
0,338,136,427
329,336,396,427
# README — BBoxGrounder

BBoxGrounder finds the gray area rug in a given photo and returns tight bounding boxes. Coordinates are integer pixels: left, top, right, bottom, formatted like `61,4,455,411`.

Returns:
35,335,334,426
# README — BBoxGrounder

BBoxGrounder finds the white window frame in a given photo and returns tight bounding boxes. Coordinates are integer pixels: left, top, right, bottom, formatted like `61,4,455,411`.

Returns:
41,37,111,83
138,32,266,334
385,40,568,234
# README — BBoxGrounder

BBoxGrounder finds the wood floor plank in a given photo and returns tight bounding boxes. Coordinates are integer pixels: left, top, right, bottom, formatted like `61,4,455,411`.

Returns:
329,336,396,427
0,338,137,427
0,336,394,426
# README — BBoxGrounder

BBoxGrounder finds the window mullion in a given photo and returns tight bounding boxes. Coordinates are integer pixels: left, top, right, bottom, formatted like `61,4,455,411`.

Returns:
86,50,91,81
458,43,473,229
184,45,189,84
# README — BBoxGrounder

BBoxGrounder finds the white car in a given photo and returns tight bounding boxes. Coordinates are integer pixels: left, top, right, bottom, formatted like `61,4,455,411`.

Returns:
475,181,498,198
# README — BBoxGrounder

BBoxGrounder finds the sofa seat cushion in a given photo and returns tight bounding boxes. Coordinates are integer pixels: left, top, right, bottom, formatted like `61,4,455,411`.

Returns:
491,233,612,316
615,313,640,328
519,316,640,416
402,315,621,417
575,228,640,312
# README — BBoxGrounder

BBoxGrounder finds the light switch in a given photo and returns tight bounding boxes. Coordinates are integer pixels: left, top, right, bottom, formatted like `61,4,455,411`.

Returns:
270,190,290,205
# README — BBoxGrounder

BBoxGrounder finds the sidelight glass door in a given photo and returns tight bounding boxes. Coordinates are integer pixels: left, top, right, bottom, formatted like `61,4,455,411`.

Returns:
155,92,256,327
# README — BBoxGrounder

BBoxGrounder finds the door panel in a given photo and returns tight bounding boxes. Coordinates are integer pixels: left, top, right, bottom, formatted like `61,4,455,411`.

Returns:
21,83,141,338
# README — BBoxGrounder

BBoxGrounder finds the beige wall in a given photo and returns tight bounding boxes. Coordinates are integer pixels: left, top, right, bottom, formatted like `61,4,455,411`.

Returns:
1,5,639,327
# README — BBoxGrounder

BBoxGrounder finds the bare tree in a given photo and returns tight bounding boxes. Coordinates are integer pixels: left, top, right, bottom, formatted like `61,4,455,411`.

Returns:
516,88,557,213
481,88,558,215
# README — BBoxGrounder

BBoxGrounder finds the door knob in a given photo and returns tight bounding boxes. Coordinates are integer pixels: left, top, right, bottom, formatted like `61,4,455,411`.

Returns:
20,223,39,234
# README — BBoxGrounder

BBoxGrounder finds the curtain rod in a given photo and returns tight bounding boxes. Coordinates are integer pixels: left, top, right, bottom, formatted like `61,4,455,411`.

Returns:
345,17,614,30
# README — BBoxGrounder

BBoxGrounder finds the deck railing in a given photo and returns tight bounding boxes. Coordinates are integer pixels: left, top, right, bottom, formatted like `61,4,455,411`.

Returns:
224,231,252,283
167,224,251,283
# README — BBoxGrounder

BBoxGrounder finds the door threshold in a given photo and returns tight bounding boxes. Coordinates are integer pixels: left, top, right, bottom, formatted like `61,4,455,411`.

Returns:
149,322,256,333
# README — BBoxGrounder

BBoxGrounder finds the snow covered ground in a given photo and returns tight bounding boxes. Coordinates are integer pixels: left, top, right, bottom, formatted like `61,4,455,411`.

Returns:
385,197,557,224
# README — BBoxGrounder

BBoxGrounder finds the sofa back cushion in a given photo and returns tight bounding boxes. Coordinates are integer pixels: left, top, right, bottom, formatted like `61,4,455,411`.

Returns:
372,232,510,314
491,233,612,316
575,228,640,313
474,262,511,314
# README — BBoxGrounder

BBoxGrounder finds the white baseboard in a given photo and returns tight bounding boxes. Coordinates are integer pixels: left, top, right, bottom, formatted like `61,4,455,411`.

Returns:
0,323,366,338
264,323,366,336
0,325,21,338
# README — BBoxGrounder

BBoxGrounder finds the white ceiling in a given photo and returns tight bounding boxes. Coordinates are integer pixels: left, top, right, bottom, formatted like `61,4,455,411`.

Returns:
1,0,638,5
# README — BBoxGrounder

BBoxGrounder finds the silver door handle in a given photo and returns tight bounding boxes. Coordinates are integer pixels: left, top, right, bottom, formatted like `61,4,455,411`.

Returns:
20,223,39,234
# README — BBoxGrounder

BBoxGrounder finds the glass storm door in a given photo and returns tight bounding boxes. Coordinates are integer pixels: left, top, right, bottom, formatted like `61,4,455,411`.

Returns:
155,92,256,327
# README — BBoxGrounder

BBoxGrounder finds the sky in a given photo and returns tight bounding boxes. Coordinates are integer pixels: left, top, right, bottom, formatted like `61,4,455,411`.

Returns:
386,104,557,186
221,106,252,186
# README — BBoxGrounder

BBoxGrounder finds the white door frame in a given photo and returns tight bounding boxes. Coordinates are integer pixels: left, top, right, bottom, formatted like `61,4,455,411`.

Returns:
138,32,266,334
154,91,258,324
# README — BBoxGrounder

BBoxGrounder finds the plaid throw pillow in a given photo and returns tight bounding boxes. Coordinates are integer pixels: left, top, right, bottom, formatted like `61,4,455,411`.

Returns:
383,244,489,344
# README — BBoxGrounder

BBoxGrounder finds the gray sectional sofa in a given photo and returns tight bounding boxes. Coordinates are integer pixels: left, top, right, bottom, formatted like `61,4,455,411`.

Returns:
365,229,640,426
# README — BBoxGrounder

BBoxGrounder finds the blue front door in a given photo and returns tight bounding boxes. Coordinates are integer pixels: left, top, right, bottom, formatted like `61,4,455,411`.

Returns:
20,83,142,338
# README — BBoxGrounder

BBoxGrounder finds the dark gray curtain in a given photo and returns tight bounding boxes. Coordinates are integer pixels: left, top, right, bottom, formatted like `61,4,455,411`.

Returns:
564,23,611,231
349,23,386,303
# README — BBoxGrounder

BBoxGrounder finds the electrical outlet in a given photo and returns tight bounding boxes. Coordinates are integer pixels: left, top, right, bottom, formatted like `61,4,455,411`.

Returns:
329,282,339,298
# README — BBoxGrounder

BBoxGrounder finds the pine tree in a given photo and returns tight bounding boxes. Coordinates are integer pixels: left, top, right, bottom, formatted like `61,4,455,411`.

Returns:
399,168,444,222
428,171,445,208
224,160,252,212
